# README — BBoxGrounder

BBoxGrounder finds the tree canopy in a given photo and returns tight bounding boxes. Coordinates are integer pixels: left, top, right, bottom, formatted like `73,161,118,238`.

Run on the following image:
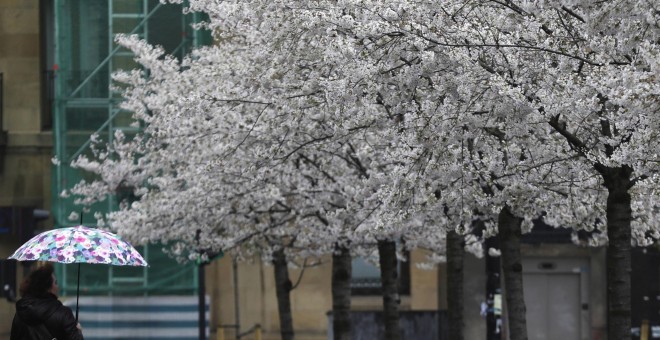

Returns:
65,1,659,338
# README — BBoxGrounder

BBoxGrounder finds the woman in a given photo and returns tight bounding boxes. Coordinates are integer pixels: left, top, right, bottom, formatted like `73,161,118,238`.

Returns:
10,263,83,340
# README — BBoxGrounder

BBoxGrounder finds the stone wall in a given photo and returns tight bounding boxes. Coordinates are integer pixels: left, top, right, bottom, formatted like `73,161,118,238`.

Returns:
208,250,440,340
0,0,52,337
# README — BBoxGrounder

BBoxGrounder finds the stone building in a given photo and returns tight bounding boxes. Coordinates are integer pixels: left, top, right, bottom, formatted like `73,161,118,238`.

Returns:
0,0,53,336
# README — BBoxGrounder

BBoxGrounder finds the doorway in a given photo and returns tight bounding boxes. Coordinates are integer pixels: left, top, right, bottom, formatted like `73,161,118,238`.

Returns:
522,257,590,340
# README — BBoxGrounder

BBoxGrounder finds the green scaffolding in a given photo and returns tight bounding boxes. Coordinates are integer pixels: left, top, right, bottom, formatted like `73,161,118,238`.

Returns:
52,0,211,296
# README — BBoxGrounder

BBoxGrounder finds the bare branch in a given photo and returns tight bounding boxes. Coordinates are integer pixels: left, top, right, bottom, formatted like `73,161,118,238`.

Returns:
561,6,586,23
547,114,588,157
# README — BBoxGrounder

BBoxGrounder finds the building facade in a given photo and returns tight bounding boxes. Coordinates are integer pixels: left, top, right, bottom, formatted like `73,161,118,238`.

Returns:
206,250,441,340
0,0,52,337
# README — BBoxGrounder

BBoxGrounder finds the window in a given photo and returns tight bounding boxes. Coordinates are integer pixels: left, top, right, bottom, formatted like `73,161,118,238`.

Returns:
39,0,56,130
351,252,410,296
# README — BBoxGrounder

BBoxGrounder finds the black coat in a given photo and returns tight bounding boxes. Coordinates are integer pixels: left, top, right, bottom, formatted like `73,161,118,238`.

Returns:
10,293,84,340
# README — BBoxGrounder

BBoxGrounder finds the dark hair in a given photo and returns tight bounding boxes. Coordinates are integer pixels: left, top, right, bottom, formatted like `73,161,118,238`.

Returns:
19,263,55,297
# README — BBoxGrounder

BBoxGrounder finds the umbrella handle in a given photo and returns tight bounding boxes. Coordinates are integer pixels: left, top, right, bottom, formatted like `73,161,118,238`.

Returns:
76,263,80,323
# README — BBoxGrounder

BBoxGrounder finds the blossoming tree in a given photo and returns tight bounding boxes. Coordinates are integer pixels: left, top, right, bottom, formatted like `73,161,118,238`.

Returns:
67,1,659,340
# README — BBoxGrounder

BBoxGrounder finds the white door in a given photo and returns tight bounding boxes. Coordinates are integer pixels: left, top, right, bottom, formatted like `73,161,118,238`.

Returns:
522,258,590,340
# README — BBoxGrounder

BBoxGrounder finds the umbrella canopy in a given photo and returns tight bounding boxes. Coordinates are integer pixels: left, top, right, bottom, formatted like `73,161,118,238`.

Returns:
8,225,148,322
9,225,147,266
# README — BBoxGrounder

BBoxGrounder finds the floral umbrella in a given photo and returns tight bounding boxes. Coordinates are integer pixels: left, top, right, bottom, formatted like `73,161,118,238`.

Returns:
8,225,148,320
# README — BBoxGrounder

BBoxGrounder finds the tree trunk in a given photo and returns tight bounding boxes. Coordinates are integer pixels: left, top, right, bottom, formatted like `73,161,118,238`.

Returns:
272,248,295,340
446,230,465,340
498,206,527,340
600,165,632,340
332,244,352,340
378,240,401,340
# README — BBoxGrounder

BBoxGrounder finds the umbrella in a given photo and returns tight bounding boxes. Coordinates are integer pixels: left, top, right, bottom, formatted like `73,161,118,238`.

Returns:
8,225,148,321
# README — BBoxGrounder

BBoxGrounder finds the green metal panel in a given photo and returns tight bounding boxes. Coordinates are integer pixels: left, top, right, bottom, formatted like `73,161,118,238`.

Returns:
52,0,211,296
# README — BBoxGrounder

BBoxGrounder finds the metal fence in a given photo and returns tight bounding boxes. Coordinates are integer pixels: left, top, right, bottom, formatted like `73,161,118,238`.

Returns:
327,310,448,340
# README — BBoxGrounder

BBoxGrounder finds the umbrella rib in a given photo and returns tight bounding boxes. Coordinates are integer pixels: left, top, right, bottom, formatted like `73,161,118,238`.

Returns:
64,227,80,264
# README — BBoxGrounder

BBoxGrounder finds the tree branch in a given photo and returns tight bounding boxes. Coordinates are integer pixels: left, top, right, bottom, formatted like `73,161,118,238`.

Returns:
561,6,586,23
275,134,334,161
547,114,588,157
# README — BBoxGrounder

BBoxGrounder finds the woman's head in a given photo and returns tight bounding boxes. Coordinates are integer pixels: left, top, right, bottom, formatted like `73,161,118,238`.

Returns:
19,263,58,297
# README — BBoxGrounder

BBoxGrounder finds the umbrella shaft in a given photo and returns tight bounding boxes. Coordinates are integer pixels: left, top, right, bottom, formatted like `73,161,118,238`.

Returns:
76,263,80,323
